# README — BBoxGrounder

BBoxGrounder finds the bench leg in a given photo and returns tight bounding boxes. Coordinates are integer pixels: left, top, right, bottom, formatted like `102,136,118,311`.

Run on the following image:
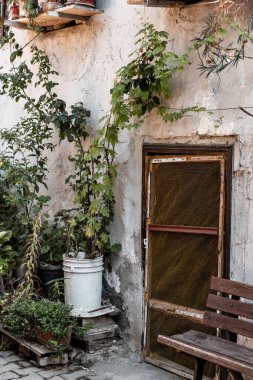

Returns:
193,358,206,380
229,370,244,380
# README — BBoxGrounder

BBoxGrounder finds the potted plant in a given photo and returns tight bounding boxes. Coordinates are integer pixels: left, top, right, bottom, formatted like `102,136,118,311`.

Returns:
9,0,19,20
56,104,121,317
38,216,66,300
0,298,90,352
57,208,104,316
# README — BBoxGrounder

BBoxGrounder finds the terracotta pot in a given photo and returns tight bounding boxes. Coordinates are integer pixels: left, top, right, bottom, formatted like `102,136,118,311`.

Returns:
35,326,72,349
10,1,19,20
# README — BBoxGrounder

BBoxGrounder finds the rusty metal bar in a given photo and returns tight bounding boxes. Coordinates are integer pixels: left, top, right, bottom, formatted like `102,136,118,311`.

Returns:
147,224,218,236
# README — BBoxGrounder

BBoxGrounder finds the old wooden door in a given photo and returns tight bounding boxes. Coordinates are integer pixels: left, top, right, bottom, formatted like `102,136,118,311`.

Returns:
143,147,232,378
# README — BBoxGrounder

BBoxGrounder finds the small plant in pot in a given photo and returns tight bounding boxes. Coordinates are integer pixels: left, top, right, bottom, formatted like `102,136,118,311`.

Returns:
38,216,66,300
57,208,104,316
1,297,91,353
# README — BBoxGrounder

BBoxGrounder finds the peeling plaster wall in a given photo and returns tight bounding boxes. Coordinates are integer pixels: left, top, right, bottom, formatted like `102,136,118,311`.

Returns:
1,0,253,352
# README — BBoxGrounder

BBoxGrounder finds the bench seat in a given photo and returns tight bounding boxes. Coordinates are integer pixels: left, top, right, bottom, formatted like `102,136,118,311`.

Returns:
158,330,253,377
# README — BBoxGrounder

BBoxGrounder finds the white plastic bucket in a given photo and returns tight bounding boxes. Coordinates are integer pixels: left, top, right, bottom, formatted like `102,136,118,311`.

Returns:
63,255,103,314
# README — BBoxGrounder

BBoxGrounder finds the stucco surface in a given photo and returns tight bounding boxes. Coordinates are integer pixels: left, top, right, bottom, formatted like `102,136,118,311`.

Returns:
1,0,253,352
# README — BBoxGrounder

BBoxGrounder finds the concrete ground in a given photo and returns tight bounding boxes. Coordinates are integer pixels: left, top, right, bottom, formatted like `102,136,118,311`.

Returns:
0,350,179,380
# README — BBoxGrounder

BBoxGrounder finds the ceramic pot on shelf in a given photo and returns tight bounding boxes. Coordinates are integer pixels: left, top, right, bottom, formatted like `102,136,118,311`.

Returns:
10,0,19,19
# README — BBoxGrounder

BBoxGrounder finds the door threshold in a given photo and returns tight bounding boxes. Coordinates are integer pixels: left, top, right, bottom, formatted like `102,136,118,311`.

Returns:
145,355,212,380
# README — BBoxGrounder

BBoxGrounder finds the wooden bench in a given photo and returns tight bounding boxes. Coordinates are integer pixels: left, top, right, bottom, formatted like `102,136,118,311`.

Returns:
158,276,253,380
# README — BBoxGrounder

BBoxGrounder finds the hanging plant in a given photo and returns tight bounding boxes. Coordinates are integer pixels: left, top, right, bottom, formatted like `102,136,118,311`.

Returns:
109,22,203,130
193,14,253,77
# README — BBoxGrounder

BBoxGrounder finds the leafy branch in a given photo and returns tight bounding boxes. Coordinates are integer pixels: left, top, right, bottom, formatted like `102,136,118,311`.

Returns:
193,15,253,77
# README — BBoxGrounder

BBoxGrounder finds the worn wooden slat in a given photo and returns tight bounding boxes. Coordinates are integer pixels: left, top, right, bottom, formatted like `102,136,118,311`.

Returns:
1,327,54,356
57,5,103,16
149,298,204,322
210,277,253,300
145,355,194,380
158,331,253,376
127,0,144,3
206,294,253,320
203,311,253,338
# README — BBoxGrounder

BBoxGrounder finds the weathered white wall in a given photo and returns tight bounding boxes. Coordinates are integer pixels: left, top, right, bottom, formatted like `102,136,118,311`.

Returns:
1,0,253,353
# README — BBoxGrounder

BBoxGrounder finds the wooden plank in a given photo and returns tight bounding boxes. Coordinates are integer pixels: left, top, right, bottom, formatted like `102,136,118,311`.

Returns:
206,293,253,319
58,5,103,16
210,277,253,301
56,12,88,21
127,0,144,3
158,331,253,376
4,19,29,29
145,355,194,379
185,331,253,365
1,327,53,356
16,12,69,26
192,331,252,366
1,327,68,366
151,155,224,164
203,311,253,338
148,298,204,322
85,337,114,353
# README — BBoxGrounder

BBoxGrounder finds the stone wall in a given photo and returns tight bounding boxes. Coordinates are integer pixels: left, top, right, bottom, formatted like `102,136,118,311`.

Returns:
1,0,253,352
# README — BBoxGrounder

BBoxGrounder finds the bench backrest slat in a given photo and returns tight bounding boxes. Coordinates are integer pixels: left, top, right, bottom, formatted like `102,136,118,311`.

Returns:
210,277,253,301
204,311,253,339
206,294,253,320
203,277,253,337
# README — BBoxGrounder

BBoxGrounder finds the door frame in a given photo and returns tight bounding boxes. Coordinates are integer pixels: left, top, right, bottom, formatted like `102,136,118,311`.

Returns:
141,144,233,373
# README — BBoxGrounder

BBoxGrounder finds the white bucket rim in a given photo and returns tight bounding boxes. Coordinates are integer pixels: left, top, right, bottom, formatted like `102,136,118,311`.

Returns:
63,254,103,263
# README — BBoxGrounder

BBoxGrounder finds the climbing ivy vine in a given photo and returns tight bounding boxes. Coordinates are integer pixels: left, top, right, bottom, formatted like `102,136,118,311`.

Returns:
0,22,206,267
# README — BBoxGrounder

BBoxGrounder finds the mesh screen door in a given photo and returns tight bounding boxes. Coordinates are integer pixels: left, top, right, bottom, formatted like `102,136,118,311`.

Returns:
143,154,227,378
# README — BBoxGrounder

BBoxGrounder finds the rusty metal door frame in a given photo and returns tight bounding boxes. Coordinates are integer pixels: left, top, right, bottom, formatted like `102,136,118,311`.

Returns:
141,144,233,376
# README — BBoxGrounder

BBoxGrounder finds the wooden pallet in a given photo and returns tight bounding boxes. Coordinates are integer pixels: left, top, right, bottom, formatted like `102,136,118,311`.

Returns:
0,327,68,366
74,315,118,353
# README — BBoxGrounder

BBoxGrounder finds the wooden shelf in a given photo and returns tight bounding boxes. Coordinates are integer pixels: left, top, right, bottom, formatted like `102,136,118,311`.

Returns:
127,0,144,4
5,5,103,30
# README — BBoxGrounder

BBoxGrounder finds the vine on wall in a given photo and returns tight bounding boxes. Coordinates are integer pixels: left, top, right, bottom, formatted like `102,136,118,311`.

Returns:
0,19,223,279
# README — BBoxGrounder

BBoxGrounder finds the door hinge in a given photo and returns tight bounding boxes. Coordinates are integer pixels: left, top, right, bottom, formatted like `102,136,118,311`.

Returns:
143,238,148,249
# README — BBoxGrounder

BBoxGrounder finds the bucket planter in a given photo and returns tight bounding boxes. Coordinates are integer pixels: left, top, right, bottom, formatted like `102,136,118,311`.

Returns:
38,262,64,300
63,254,103,316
